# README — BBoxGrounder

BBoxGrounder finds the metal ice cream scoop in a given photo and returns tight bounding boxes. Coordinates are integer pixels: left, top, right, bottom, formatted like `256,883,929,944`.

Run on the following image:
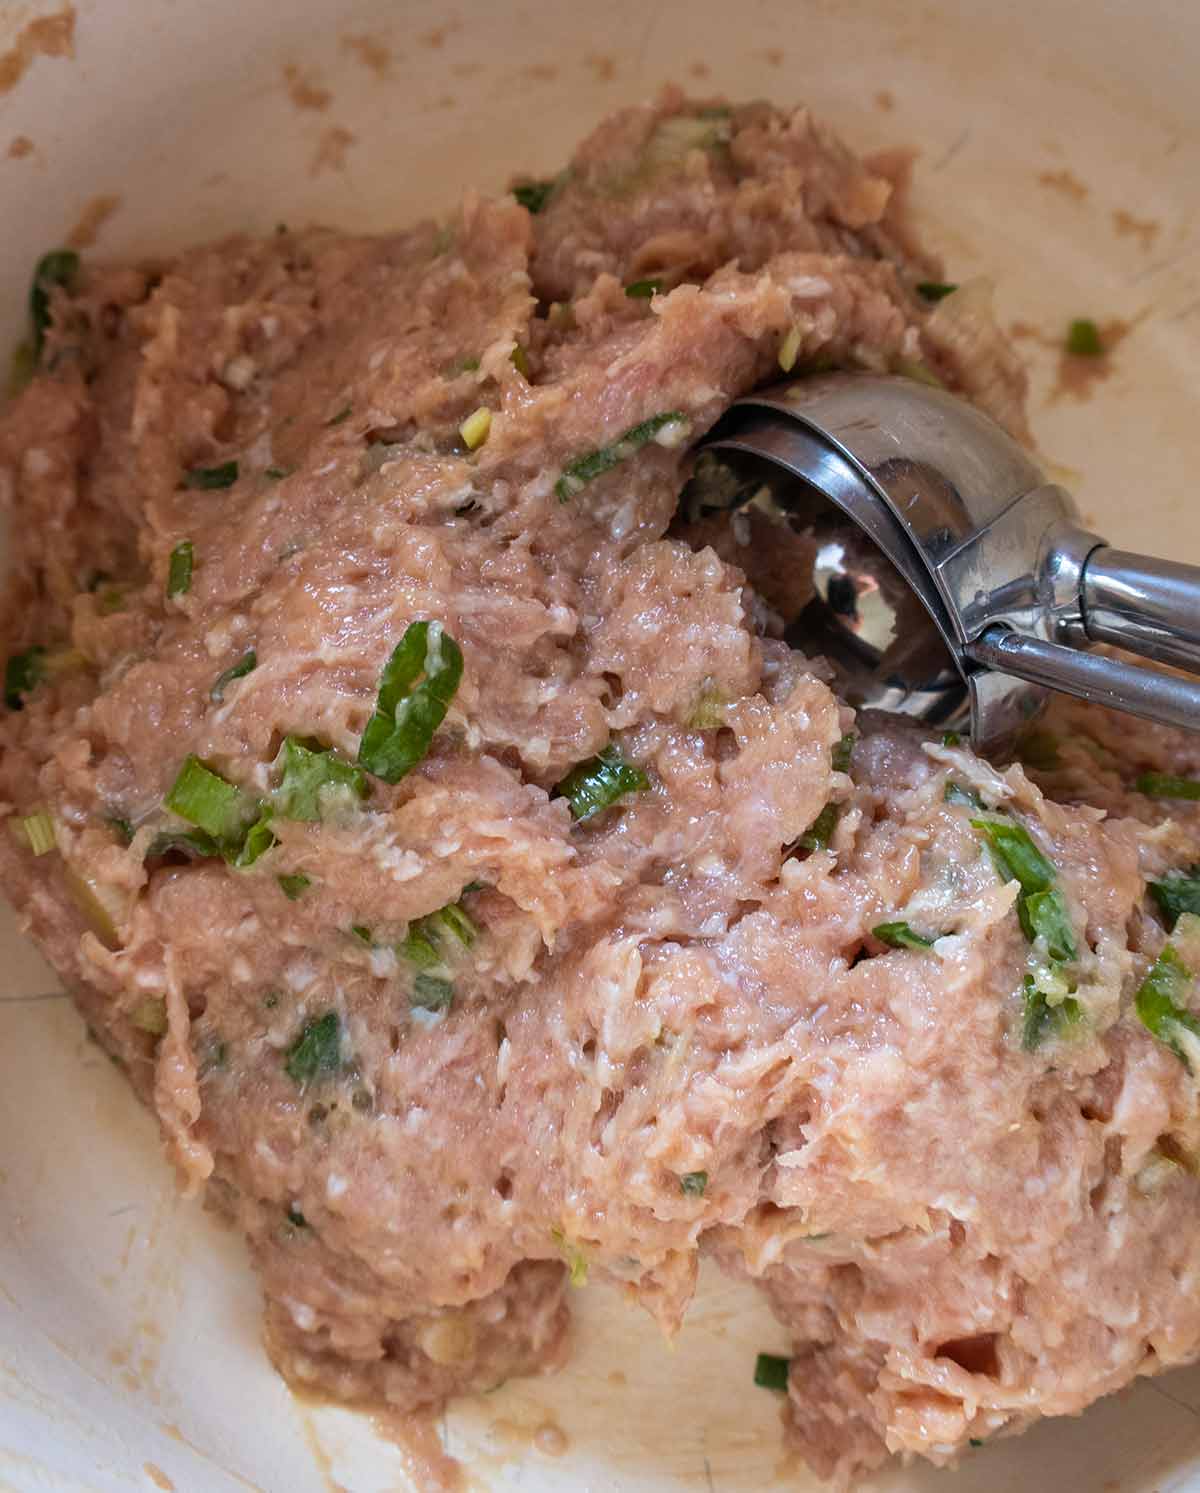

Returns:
687,373,1200,749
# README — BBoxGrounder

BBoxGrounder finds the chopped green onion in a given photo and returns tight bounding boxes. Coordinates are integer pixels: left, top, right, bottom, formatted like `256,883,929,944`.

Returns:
147,827,222,860
277,872,311,900
555,411,690,501
19,811,57,856
4,646,46,710
1066,318,1103,357
940,730,962,747
1017,886,1078,962
872,920,934,950
399,924,441,969
1022,974,1082,1050
264,466,293,481
550,1227,589,1286
184,460,239,490
754,1353,791,1392
165,756,252,843
286,1203,308,1228
1149,867,1200,930
798,802,839,851
1135,943,1200,1068
680,1171,708,1197
778,324,802,373
513,180,554,213
916,281,958,303
166,541,194,599
210,650,257,703
357,621,464,785
108,816,134,845
433,901,476,946
326,405,352,426
1136,772,1200,800
944,780,984,809
411,973,454,1011
970,818,1056,896
350,924,372,945
284,1011,342,1086
231,809,276,868
510,343,529,377
625,279,662,299
459,406,492,450
832,733,855,773
30,249,79,356
555,745,649,822
273,736,368,819
130,996,168,1036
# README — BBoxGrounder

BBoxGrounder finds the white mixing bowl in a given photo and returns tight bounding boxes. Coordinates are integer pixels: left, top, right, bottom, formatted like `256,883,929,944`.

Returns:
2,1,1200,1489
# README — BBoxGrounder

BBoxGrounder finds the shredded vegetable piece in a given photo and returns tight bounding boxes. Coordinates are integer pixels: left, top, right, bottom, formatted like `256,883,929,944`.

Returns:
1018,886,1078,962
555,412,690,500
210,650,257,703
165,756,252,843
971,818,1056,896
512,180,554,213
284,1011,342,1086
1136,942,1200,1068
459,406,492,450
19,811,56,856
1066,318,1104,357
411,973,455,1011
1149,867,1200,931
754,1353,791,1392
1022,975,1082,1051
4,646,46,710
798,802,839,851
872,920,934,950
167,541,194,599
916,281,958,302
30,248,79,356
680,1171,708,1197
625,279,662,299
277,873,311,901
555,746,649,821
274,736,367,819
184,460,239,490
357,621,464,785
1137,772,1200,801
832,734,855,773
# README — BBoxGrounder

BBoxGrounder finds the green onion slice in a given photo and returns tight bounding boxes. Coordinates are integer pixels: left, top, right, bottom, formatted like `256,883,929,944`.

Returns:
625,279,663,299
555,412,690,501
680,1171,708,1197
1066,318,1103,357
512,180,554,213
971,818,1056,896
411,973,455,1011
165,756,253,843
872,920,934,950
357,621,464,785
284,1011,342,1086
30,249,79,356
1137,772,1200,800
1017,885,1078,962
754,1353,791,1392
832,734,855,773
1022,973,1082,1050
1136,942,1200,1068
167,541,194,599
798,802,839,852
277,872,311,900
4,646,46,710
916,281,958,303
184,460,239,490
1149,866,1200,931
273,736,367,819
211,651,256,702
555,745,649,822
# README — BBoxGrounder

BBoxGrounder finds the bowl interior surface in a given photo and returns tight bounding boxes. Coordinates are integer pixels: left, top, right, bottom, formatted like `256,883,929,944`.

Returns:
2,1,1200,1489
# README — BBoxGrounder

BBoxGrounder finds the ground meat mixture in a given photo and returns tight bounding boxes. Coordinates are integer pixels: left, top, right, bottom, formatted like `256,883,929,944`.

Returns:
3,88,1200,1487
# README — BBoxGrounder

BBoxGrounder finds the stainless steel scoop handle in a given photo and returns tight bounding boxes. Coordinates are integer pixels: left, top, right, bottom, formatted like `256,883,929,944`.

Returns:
1081,548,1200,673
966,626,1200,734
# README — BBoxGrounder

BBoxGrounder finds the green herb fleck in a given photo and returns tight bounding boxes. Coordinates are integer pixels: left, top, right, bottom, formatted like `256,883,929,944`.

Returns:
940,729,962,747
278,873,311,900
264,466,293,481
1017,886,1078,962
30,249,79,357
273,736,368,819
166,541,194,599
513,180,555,213
510,343,529,378
872,920,935,950
210,650,257,703
1136,772,1200,801
555,745,649,822
4,646,46,710
550,1227,589,1286
286,1203,308,1228
625,279,663,299
1136,941,1200,1068
165,756,253,844
284,1011,342,1086
754,1353,791,1392
184,460,239,490
971,818,1056,897
108,816,135,845
350,924,372,945
357,621,464,785
916,281,958,303
264,991,280,1009
19,811,57,856
798,802,839,852
944,780,984,809
412,973,455,1011
832,734,855,773
555,412,690,501
1149,867,1200,931
680,1171,708,1197
1066,318,1104,357
326,404,352,426
1022,974,1082,1050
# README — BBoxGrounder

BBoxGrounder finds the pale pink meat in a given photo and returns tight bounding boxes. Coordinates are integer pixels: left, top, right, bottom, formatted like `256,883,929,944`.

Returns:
1,90,1199,1486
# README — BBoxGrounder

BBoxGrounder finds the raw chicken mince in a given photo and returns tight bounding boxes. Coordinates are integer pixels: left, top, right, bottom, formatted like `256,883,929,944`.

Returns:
3,90,1200,1487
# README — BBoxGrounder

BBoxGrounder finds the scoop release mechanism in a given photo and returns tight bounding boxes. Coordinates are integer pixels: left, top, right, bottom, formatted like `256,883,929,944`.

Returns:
688,373,1200,749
